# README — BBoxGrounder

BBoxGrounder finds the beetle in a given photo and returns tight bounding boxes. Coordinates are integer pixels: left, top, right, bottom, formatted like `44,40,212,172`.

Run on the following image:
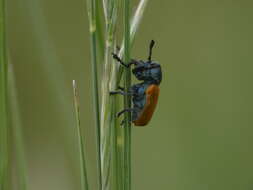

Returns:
110,40,162,126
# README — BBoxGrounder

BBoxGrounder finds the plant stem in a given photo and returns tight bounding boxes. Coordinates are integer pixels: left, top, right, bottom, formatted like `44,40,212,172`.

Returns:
100,0,121,190
72,80,89,190
0,0,8,189
85,0,102,189
123,0,131,190
99,1,149,190
91,21,102,190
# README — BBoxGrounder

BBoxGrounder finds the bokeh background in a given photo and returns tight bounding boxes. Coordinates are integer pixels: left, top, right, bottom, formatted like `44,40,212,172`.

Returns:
7,0,253,190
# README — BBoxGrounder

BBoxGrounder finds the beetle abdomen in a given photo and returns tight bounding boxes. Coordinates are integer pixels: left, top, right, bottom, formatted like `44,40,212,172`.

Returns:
133,84,160,126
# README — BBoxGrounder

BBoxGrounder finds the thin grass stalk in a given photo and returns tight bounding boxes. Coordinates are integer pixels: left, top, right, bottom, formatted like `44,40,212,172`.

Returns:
109,43,124,190
100,0,120,189
72,80,89,190
0,0,8,189
100,0,150,190
9,64,28,190
107,1,150,189
123,0,131,190
85,0,102,189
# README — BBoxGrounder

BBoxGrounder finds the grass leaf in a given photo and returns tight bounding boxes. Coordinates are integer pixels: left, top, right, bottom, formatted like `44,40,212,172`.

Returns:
85,0,102,188
123,1,131,190
72,80,89,190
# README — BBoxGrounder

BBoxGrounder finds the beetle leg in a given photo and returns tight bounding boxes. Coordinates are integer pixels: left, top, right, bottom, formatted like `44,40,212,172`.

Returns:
120,119,126,126
112,53,136,67
112,53,129,67
110,90,135,96
110,91,128,96
120,118,132,126
117,108,136,118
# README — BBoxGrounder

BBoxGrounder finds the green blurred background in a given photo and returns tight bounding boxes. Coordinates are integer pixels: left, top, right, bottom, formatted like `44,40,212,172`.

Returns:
7,0,253,189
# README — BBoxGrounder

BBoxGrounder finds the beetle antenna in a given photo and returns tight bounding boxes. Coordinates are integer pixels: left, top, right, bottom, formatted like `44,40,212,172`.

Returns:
148,40,155,62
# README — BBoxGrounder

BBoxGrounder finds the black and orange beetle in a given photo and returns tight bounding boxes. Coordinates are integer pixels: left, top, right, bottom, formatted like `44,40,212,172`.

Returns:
110,40,162,126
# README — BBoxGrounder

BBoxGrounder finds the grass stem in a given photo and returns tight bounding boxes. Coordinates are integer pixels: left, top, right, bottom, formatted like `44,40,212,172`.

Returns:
85,0,102,189
72,80,89,190
100,0,121,189
123,0,131,190
91,0,150,190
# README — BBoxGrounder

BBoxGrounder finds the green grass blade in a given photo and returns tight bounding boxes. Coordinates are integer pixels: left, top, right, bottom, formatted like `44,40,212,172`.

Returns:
100,11,119,190
0,0,8,188
129,0,149,44
119,0,149,56
100,0,124,190
85,0,102,189
72,80,89,190
99,1,150,190
123,1,131,190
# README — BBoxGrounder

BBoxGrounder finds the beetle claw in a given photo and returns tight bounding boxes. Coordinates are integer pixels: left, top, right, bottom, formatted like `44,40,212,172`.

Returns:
120,119,132,127
120,119,125,126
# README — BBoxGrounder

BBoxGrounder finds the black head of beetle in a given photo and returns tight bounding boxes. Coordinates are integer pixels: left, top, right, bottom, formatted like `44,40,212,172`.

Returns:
132,40,162,85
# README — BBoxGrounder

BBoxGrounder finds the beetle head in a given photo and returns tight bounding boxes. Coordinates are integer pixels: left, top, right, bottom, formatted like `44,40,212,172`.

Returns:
132,61,162,85
132,40,162,85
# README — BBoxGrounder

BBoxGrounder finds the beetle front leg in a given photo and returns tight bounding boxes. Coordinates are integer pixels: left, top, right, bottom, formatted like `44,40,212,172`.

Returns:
117,108,136,118
110,91,133,96
112,53,136,67
112,53,129,67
